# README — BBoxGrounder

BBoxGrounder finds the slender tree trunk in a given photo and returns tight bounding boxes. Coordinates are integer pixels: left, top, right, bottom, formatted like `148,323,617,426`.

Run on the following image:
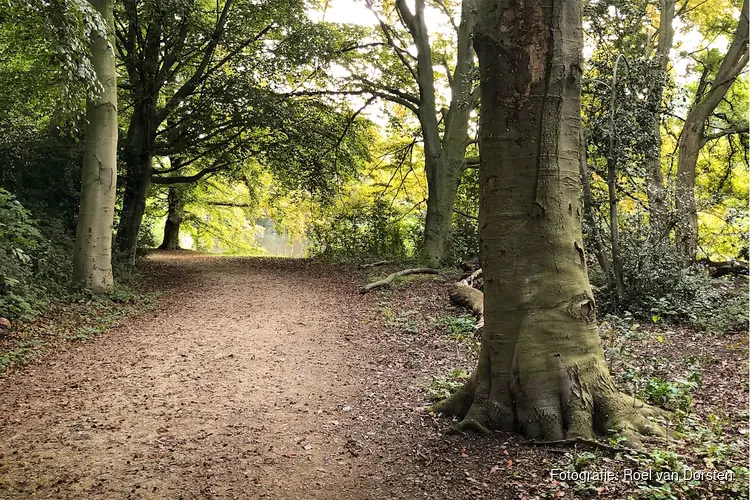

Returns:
645,0,674,237
434,0,664,444
675,0,748,264
422,155,458,266
606,55,627,299
675,116,702,262
159,187,184,250
73,0,117,293
580,130,614,288
115,105,153,264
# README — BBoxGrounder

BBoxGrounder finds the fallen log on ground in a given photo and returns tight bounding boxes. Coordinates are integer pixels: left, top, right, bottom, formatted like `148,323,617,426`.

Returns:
359,268,440,294
449,269,484,335
697,259,749,278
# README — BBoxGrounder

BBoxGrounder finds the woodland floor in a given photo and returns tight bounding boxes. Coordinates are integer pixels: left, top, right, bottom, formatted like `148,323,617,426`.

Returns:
0,253,747,499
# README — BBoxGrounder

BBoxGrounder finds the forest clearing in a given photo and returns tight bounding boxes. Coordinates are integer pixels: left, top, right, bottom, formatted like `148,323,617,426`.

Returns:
1,0,749,498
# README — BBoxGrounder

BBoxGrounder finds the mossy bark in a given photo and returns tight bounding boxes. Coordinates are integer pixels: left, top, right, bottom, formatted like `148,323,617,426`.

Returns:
72,0,117,293
434,0,664,445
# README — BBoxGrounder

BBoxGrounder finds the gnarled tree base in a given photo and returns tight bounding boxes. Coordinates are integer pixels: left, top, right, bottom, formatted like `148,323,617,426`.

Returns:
431,358,667,449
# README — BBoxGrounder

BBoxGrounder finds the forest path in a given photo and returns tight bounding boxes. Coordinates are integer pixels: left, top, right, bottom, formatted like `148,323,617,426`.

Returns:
0,253,385,499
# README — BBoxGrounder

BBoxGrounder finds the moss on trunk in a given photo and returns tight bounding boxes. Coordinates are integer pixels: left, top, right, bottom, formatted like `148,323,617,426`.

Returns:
433,0,665,447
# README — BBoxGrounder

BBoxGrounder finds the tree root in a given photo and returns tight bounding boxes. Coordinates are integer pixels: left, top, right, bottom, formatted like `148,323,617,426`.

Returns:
447,417,490,435
358,260,394,269
431,380,671,450
524,437,649,457
359,268,440,294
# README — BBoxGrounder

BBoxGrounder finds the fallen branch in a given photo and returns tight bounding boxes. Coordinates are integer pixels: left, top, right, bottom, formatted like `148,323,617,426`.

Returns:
359,260,394,269
449,268,484,335
697,258,749,278
359,268,439,294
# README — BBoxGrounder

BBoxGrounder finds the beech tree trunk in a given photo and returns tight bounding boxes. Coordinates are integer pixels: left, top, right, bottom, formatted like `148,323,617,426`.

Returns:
159,187,184,250
115,104,154,264
675,0,748,263
434,0,664,444
395,0,476,267
645,0,674,238
72,0,117,293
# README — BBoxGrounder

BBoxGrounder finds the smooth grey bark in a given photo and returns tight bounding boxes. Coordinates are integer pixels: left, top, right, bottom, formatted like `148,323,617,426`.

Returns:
159,187,185,250
433,0,665,445
73,0,118,292
675,0,748,263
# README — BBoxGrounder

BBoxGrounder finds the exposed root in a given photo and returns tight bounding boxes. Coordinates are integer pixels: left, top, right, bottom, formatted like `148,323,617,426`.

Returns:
447,417,490,435
524,437,649,457
432,377,670,449
358,260,394,269
359,268,440,294
430,375,477,417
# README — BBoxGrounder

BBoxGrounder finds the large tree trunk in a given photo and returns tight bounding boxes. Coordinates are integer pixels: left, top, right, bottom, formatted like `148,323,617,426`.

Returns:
434,0,663,445
675,0,748,263
159,187,185,250
397,0,476,267
115,105,153,264
645,0,674,238
422,149,462,266
72,0,117,293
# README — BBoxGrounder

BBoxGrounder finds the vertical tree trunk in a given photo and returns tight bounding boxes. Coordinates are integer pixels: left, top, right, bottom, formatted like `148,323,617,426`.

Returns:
645,0,674,237
115,105,153,264
73,0,117,293
675,0,748,264
580,130,614,288
159,187,185,250
397,0,476,267
422,156,458,266
433,0,664,445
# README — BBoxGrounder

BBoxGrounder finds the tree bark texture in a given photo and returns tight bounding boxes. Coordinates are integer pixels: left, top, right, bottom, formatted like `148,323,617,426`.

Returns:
434,0,664,444
73,0,118,293
396,0,476,266
115,102,154,264
645,0,674,237
675,0,748,263
159,186,185,250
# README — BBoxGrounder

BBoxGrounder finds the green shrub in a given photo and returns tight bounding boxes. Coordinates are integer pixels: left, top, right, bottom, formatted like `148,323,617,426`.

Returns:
308,199,416,260
641,375,701,412
0,189,78,319
592,236,748,334
427,368,470,402
0,189,46,318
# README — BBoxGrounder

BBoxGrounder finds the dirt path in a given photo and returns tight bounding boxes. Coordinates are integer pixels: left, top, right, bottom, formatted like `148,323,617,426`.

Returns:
0,254,389,499
2,254,747,499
